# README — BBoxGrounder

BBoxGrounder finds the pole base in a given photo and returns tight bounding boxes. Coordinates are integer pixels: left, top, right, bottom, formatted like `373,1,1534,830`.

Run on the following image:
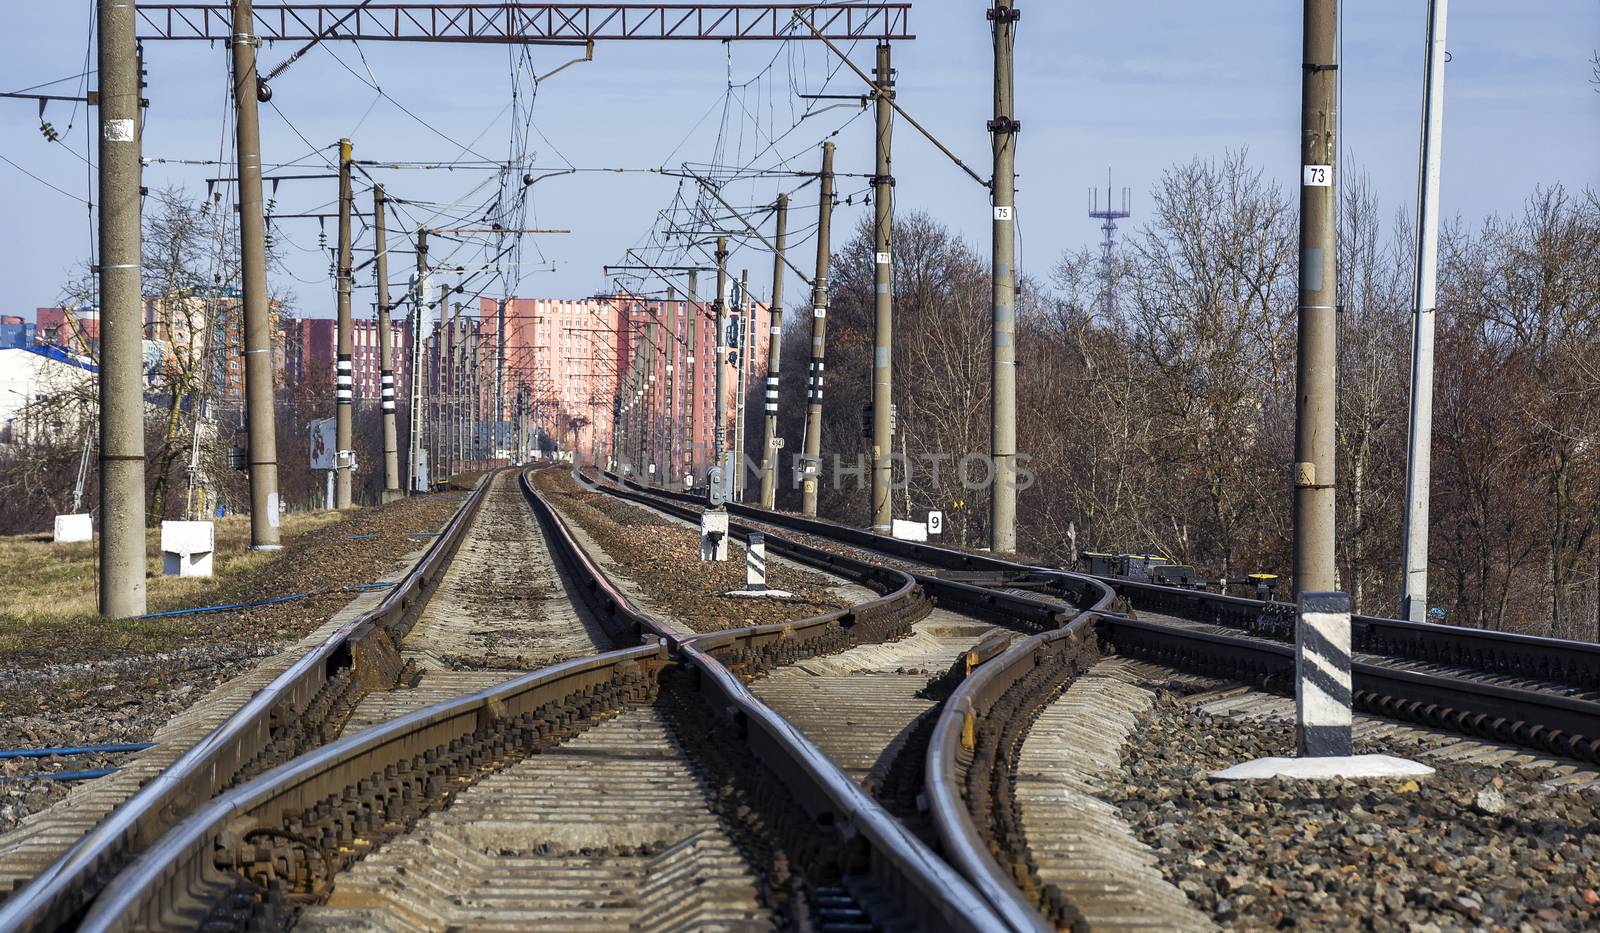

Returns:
250,544,284,552
380,488,404,505
1208,754,1433,782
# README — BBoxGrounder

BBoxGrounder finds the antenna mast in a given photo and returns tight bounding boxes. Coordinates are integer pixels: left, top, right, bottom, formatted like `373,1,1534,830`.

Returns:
1087,168,1132,315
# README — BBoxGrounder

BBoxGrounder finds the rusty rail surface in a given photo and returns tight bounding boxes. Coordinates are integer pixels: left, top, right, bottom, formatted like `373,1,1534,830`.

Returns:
69,467,1005,932
0,473,496,933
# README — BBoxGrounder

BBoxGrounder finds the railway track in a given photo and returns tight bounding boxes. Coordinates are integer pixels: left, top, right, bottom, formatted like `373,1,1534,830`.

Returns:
4,467,998,931
0,473,498,931
593,472,1600,930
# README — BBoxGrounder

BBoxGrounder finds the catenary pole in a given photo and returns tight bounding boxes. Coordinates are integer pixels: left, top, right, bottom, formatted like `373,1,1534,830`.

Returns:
735,268,750,500
373,185,401,501
801,142,835,517
759,193,788,510
496,297,507,458
334,138,355,508
664,289,676,479
713,238,730,491
989,0,1019,553
870,42,895,533
641,313,654,481
407,227,428,491
1400,0,1448,622
1294,0,1340,594
98,0,147,616
684,270,699,484
231,0,282,550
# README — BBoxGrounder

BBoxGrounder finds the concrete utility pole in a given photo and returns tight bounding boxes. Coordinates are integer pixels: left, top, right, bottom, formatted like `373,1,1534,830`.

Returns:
869,42,895,534
1400,0,1449,622
407,227,428,492
665,288,678,481
495,297,507,458
801,142,835,517
734,268,750,500
759,192,788,510
1294,0,1340,594
334,138,355,508
231,0,281,551
989,0,1020,554
684,270,699,483
373,185,401,501
713,237,730,490
97,0,146,616
442,302,456,476
640,314,655,481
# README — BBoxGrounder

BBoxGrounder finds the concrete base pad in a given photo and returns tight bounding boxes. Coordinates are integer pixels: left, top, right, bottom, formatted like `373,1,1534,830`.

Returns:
725,589,794,599
1209,754,1435,782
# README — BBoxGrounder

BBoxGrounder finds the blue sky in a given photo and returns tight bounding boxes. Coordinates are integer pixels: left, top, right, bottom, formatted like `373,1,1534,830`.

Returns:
0,2,1595,319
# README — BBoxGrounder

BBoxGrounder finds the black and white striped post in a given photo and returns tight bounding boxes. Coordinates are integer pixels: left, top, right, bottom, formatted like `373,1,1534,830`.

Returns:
1296,591,1352,757
746,532,768,592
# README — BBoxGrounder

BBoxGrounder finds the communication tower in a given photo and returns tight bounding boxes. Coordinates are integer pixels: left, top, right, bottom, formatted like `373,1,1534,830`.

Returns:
1088,169,1131,315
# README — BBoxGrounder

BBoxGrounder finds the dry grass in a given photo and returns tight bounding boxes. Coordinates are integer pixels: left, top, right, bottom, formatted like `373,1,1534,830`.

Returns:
0,510,348,663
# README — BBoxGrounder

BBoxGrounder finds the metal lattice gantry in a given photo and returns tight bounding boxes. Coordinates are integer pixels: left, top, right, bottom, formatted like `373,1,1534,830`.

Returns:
134,3,913,42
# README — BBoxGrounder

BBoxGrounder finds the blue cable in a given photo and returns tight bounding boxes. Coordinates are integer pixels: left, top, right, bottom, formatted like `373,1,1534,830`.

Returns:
3,768,118,783
0,743,153,761
135,592,309,620
134,582,390,621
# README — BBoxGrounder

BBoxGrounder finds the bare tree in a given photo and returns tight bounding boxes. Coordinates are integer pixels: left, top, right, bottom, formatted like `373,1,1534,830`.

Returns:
1334,174,1411,614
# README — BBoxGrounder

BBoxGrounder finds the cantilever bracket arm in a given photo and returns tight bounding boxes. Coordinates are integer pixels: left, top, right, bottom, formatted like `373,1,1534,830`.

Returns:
668,168,814,288
793,12,989,189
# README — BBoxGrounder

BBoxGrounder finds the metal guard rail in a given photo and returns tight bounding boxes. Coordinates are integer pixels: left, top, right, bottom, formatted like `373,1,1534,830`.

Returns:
0,472,497,933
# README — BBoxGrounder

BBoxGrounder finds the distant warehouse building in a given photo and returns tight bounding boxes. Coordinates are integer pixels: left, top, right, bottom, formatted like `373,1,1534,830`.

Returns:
0,345,97,447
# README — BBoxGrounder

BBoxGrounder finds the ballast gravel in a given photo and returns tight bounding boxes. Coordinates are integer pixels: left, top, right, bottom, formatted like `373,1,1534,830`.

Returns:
1109,693,1600,931
532,469,846,632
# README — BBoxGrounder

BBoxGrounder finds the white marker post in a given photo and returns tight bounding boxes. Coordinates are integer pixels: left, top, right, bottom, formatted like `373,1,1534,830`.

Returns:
1296,591,1352,757
745,532,767,592
1211,588,1433,782
727,531,791,598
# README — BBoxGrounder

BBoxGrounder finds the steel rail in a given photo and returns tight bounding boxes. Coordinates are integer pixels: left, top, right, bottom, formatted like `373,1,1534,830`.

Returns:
0,473,496,933
595,474,1600,920
78,644,670,931
76,467,1004,932
611,470,1600,694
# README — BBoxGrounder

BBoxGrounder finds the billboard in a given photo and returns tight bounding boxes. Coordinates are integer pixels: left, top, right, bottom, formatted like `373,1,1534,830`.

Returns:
309,417,336,470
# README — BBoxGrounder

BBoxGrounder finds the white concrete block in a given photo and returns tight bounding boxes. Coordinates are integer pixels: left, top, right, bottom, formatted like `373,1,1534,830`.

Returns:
1209,754,1434,782
161,520,215,578
891,518,928,542
700,509,729,562
53,513,92,543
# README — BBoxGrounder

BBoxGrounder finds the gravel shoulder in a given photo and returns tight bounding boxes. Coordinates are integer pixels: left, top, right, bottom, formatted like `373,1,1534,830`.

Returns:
1110,684,1600,931
0,491,468,834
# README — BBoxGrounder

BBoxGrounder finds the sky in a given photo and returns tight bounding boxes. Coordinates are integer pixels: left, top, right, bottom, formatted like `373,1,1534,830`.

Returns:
0,2,1596,321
